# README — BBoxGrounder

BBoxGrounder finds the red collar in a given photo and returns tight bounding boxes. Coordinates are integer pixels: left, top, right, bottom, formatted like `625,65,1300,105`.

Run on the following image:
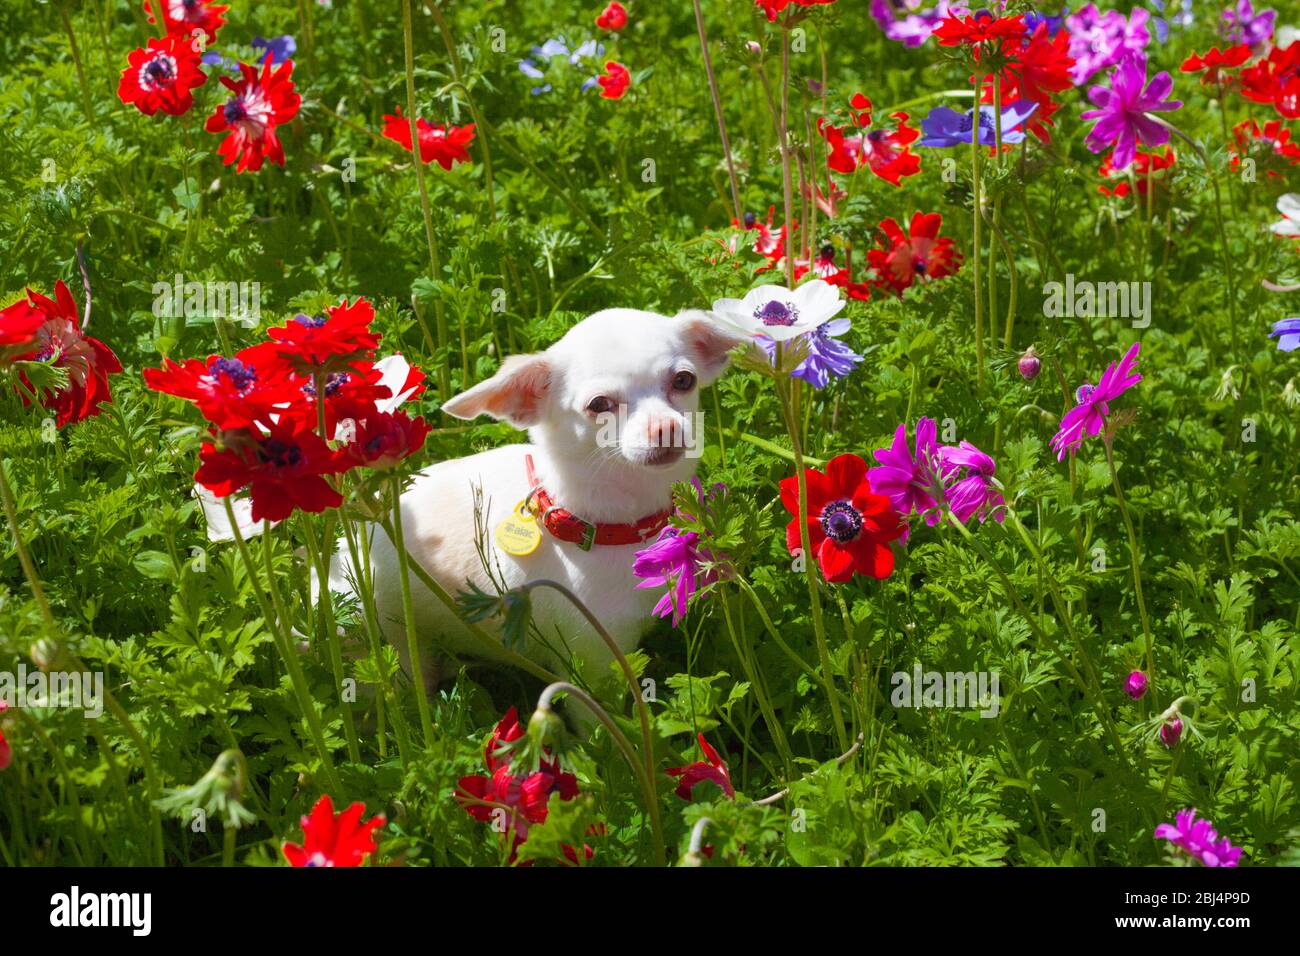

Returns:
524,454,672,551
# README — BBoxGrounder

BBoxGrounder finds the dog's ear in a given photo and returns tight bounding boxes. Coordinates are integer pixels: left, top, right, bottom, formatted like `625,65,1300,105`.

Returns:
441,353,552,427
675,310,751,385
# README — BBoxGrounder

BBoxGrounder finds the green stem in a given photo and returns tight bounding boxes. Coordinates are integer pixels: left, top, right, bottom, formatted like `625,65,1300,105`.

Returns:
776,371,847,751
971,79,986,390
223,499,342,793
401,0,451,403
1104,438,1155,704
302,518,361,762
389,473,436,747
535,682,664,866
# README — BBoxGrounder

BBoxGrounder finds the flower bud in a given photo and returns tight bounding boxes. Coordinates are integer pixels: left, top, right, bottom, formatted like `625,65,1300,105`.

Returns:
1018,346,1041,381
745,41,762,55
30,638,64,672
1124,670,1148,700
1160,718,1183,748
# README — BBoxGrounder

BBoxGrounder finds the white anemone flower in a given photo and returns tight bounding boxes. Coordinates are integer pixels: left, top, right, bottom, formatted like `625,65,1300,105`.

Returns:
711,279,845,343
1271,193,1300,237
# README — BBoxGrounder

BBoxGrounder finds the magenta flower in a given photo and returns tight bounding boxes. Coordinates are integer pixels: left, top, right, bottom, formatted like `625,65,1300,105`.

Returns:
1124,670,1148,700
1222,0,1275,51
633,480,725,627
1160,717,1183,748
868,417,944,537
1155,809,1242,867
938,441,1005,524
633,527,716,627
1082,55,1182,171
1050,342,1143,460
1066,5,1151,85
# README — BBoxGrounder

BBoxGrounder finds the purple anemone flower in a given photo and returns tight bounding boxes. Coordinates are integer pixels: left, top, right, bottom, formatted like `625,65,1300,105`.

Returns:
938,441,1005,524
1269,318,1300,351
633,481,725,628
1124,670,1148,699
1081,55,1182,172
1155,809,1242,867
1065,5,1151,85
1148,0,1193,43
1050,341,1142,459
868,417,943,537
633,528,717,627
758,318,863,389
917,102,1039,148
251,35,296,66
1025,8,1069,36
1222,0,1276,50
868,0,958,47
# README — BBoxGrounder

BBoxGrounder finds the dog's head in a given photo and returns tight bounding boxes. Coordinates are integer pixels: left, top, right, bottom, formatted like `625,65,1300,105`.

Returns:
442,309,747,472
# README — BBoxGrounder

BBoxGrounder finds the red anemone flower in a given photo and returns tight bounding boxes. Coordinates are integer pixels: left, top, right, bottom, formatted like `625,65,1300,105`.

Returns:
282,795,385,867
933,12,1026,47
205,56,301,173
596,1,628,30
194,418,347,522
343,410,432,471
866,213,962,297
0,700,12,770
455,708,579,854
780,453,903,583
666,734,735,800
143,341,301,431
819,93,921,186
1230,117,1300,175
597,60,631,99
755,0,836,23
0,299,45,366
1099,148,1176,198
1181,44,1252,86
118,34,208,116
381,108,476,170
1240,41,1300,119
266,297,382,374
13,280,122,428
145,0,228,42
980,23,1073,143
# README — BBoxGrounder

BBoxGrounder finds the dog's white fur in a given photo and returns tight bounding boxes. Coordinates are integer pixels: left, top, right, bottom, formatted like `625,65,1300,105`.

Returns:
329,308,743,680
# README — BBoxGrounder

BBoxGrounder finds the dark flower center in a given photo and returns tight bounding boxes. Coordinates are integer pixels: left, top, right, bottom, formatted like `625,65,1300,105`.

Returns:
819,243,835,260
292,312,329,329
212,357,256,392
258,438,302,468
301,371,349,397
754,299,798,327
743,211,757,229
820,500,862,543
145,57,176,83
914,258,928,275
1075,383,1095,404
222,98,246,123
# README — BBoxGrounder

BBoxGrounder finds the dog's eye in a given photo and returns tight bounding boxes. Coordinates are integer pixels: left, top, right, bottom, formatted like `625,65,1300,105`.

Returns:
671,370,697,391
586,396,615,415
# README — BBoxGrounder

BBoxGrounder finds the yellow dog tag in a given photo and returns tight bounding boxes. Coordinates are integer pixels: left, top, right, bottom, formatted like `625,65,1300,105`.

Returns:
495,499,542,556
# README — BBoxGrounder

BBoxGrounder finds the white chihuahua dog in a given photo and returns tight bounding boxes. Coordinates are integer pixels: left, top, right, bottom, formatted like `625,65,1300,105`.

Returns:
329,308,744,681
